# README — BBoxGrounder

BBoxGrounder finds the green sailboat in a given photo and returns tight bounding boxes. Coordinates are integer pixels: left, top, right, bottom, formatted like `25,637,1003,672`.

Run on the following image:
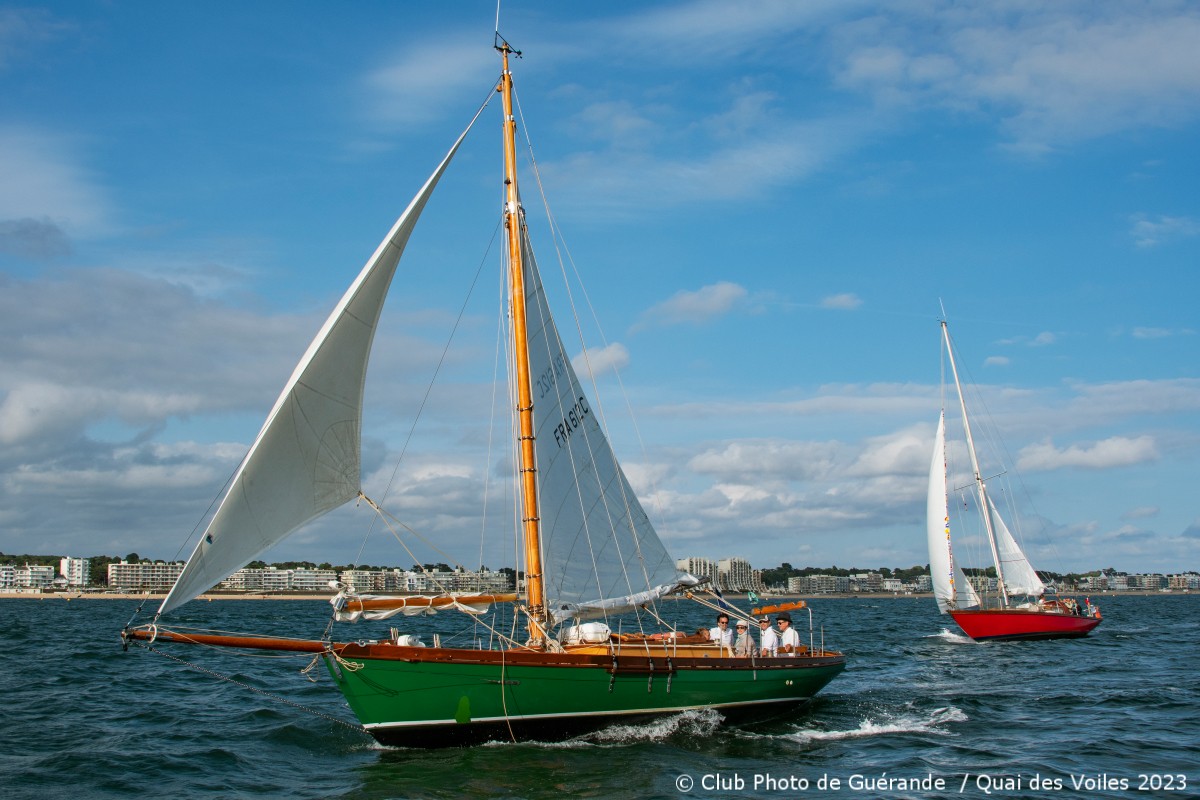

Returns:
123,36,844,748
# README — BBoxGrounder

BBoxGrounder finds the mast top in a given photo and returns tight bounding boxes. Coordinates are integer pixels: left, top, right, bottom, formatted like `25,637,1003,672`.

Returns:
494,32,521,57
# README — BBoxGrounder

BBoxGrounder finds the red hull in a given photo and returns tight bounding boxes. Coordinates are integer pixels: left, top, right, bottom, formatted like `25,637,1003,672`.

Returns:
949,608,1101,641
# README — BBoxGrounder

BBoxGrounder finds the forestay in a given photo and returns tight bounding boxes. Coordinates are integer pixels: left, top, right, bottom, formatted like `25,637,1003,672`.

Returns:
990,499,1046,597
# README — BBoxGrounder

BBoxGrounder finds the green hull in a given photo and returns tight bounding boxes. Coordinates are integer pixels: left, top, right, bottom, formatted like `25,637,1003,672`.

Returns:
326,644,845,747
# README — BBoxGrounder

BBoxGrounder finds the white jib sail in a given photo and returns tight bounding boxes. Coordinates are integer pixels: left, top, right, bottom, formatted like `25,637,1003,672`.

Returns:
989,497,1046,597
519,237,687,624
158,123,477,616
927,412,981,613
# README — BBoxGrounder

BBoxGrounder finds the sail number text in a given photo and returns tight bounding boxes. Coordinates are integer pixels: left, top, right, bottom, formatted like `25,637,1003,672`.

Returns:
553,397,591,448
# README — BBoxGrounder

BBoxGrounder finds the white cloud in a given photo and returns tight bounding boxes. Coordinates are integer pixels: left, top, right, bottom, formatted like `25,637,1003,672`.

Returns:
566,100,659,147
0,126,112,237
821,293,862,310
1130,214,1200,247
0,217,71,259
545,113,860,217
572,342,629,379
0,382,201,448
0,7,74,70
688,440,839,482
1068,379,1200,419
1030,332,1056,346
610,0,845,62
1017,435,1159,471
1121,506,1159,520
652,383,935,421
843,425,930,478
829,3,1200,150
984,355,1011,367
638,282,748,328
1132,326,1195,339
362,37,497,128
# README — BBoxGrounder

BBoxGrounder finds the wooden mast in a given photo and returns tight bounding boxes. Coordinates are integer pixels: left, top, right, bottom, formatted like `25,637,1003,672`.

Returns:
497,40,548,643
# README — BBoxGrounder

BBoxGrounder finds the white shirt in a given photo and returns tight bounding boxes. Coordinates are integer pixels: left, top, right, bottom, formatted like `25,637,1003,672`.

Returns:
779,625,801,656
759,625,779,656
709,625,733,651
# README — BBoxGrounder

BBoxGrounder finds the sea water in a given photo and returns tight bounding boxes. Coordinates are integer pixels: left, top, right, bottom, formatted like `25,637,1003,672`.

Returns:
1,595,1195,799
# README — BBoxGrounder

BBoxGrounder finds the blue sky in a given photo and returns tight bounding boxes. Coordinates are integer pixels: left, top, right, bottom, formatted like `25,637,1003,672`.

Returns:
1,1,1197,576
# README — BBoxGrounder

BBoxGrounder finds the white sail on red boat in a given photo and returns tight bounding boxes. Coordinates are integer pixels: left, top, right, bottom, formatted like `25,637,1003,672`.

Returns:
121,34,844,746
926,319,1101,642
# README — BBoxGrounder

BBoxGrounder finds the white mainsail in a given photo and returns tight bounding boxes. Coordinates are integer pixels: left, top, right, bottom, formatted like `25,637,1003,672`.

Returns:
990,498,1046,597
158,122,478,616
519,235,693,623
926,412,981,613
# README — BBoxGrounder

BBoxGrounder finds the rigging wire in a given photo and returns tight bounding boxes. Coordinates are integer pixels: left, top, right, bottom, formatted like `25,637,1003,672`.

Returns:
511,85,664,636
351,215,504,570
942,321,1064,598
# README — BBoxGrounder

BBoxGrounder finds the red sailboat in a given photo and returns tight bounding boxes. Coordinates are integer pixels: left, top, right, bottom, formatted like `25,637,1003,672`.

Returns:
927,319,1101,642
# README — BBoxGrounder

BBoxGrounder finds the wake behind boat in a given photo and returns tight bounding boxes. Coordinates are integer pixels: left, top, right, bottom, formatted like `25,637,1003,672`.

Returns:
120,35,844,746
926,319,1101,642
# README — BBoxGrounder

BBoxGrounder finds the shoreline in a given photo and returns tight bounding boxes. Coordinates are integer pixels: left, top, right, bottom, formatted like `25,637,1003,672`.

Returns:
0,589,1189,601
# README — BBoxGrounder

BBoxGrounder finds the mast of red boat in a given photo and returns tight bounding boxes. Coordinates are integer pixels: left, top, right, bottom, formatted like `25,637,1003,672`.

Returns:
942,320,1010,608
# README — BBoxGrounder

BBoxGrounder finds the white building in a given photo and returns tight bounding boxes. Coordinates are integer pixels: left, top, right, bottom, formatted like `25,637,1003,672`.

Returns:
676,557,718,588
792,574,850,593
15,565,56,589
717,558,755,592
1168,573,1200,590
850,572,883,592
107,561,185,591
967,575,999,594
219,566,295,592
292,568,338,592
340,569,379,592
59,557,91,587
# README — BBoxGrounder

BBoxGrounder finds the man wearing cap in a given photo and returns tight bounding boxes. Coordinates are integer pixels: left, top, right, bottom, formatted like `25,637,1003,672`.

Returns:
758,615,779,657
732,620,754,656
777,611,801,656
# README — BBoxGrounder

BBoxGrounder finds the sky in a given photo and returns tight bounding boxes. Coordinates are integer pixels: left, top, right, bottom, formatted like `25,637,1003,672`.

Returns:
1,0,1197,577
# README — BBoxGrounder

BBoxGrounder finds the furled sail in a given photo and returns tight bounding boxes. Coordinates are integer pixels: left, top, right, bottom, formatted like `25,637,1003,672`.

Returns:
926,412,984,614
331,591,519,622
518,236,691,624
927,413,981,613
990,498,1046,597
158,122,478,616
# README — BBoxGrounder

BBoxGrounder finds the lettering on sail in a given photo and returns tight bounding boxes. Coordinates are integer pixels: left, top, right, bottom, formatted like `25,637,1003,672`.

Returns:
553,396,591,448
534,353,569,400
